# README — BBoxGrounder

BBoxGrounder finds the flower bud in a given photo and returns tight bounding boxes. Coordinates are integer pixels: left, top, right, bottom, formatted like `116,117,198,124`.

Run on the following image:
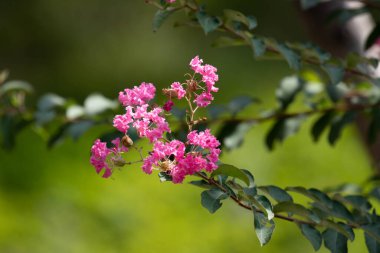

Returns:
162,88,178,98
159,160,171,171
122,135,134,147
112,156,126,167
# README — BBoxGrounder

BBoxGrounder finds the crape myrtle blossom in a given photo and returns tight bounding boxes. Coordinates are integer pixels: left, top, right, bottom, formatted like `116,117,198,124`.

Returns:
90,56,220,183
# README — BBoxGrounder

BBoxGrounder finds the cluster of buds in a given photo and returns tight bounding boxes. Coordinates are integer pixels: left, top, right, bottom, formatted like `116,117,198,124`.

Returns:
90,56,221,183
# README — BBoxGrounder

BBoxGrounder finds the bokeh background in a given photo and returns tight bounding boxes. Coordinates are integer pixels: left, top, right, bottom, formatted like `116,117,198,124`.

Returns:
0,0,373,252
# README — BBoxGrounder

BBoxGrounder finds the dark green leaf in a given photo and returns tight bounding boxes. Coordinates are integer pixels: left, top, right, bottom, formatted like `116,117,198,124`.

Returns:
223,9,257,30
152,8,176,32
368,108,380,144
328,111,357,146
256,195,274,220
0,115,15,149
241,169,255,187
344,195,372,212
196,10,222,34
322,228,348,253
323,64,344,85
364,224,380,253
253,210,275,246
276,76,302,110
274,201,321,223
47,123,71,148
311,111,335,142
259,185,293,203
322,221,353,240
366,23,380,50
265,119,285,151
228,95,256,116
276,43,301,70
300,224,322,251
211,164,250,186
251,36,266,58
201,188,228,214
189,179,213,189
286,186,319,201
37,93,65,111
67,120,94,140
158,171,172,182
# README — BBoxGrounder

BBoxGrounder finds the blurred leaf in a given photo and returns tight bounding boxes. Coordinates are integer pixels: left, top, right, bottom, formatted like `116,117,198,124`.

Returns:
311,111,335,142
327,8,368,25
331,200,354,222
368,108,380,144
47,123,70,148
343,195,372,212
323,64,344,85
223,9,257,30
366,23,380,50
265,116,305,150
152,8,176,32
276,76,302,110
201,188,228,213
66,105,85,120
328,111,357,146
322,228,348,253
228,95,257,116
276,43,301,70
189,179,213,189
241,169,255,187
208,105,227,120
251,36,266,58
211,36,246,48
196,9,222,34
300,0,322,10
0,115,15,149
0,80,33,96
286,186,319,201
158,171,172,182
364,224,380,253
323,221,353,240
253,210,275,246
223,121,255,151
67,120,94,140
211,164,250,186
259,185,293,203
84,93,118,116
300,224,322,251
0,69,9,84
37,93,66,111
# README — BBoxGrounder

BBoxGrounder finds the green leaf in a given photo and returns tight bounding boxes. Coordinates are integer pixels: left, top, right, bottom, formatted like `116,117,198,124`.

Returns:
328,111,357,146
241,169,255,187
322,228,348,253
67,120,94,140
311,111,335,142
253,210,275,246
251,36,266,58
189,180,213,189
276,75,302,110
276,43,301,70
343,195,372,212
322,221,354,240
223,9,257,30
0,80,33,96
37,93,66,111
300,0,322,10
223,121,255,151
259,185,293,203
211,36,246,48
158,172,172,182
228,95,257,116
196,10,222,34
201,188,228,214
256,195,274,220
368,108,380,144
364,224,380,253
47,123,71,148
211,164,251,186
286,186,319,201
152,8,176,32
300,224,322,251
273,201,321,223
366,23,380,50
323,64,344,85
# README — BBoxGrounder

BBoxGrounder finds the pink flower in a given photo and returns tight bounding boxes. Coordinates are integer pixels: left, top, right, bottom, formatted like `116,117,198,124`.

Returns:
163,100,174,111
194,92,213,107
187,129,220,149
118,82,156,106
189,56,204,73
113,108,133,133
90,139,112,178
171,82,186,99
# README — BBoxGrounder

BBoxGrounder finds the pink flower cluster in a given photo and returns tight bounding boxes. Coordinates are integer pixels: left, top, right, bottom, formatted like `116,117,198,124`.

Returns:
90,138,127,178
90,56,221,183
142,129,221,183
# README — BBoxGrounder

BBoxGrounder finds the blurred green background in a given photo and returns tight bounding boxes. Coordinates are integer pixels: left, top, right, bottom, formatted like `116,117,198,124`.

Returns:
0,1,373,252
